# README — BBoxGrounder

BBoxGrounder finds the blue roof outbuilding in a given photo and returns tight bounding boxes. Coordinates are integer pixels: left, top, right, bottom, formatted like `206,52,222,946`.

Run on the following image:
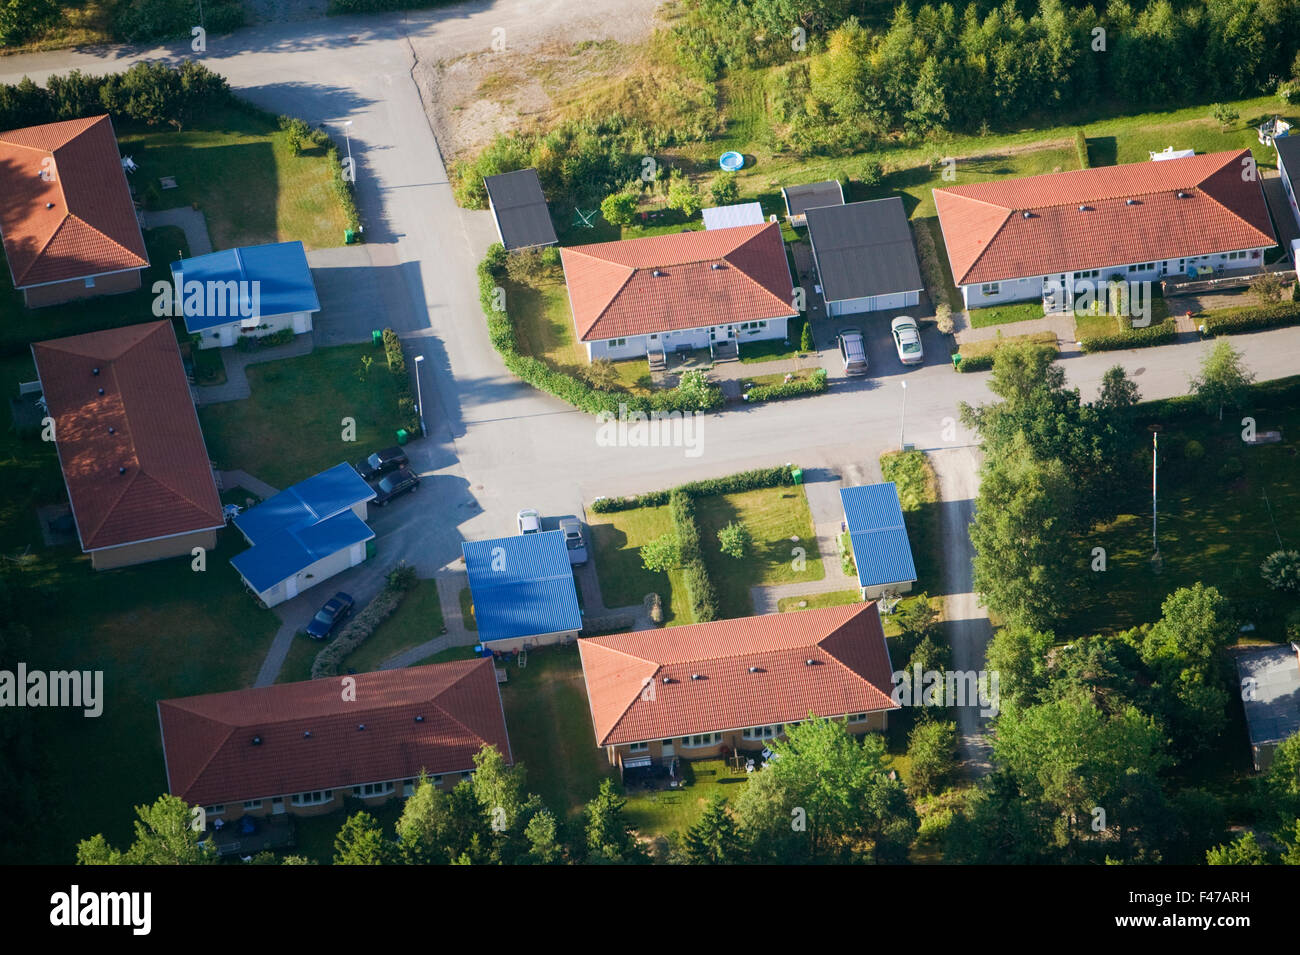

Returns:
462,531,582,643
171,241,321,333
840,483,917,590
231,463,376,594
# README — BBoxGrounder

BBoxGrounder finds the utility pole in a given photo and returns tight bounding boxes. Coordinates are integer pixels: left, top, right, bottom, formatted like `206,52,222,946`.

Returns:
1149,424,1162,569
899,380,908,451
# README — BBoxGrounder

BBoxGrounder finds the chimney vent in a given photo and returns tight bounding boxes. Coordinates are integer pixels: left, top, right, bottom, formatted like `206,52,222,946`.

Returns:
251,736,262,745
690,673,702,680
118,466,126,475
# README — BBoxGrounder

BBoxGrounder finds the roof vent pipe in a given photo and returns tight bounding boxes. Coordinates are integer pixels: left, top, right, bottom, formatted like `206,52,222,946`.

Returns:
118,466,126,475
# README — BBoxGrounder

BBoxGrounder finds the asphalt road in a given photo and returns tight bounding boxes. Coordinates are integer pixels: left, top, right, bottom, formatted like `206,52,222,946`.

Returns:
8,10,1300,694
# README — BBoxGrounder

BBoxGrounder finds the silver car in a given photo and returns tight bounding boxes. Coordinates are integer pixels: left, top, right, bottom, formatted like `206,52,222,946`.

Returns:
516,508,541,534
559,517,588,566
838,327,868,376
890,317,924,365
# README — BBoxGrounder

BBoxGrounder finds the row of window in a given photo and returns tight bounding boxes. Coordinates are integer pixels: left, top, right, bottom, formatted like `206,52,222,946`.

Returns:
203,773,476,816
626,717,879,753
982,252,1259,297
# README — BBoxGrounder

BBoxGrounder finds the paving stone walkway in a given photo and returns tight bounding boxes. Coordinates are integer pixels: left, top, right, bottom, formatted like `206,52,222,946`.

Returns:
195,334,315,404
142,206,213,256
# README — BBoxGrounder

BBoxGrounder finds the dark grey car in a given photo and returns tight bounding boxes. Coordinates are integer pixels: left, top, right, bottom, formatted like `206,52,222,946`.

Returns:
559,517,588,566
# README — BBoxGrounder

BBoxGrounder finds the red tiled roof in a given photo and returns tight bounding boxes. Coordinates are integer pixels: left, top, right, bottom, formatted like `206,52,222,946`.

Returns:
31,321,223,552
158,658,512,807
933,150,1276,286
578,603,899,747
560,222,796,342
0,114,148,288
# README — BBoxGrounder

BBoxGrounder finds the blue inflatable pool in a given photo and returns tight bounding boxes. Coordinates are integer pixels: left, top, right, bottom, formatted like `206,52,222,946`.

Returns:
719,151,744,171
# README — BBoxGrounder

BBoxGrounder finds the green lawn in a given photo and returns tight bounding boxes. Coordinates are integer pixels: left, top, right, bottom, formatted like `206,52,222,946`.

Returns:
778,589,861,613
967,301,1048,329
199,344,402,490
739,337,801,364
694,486,824,618
623,759,751,837
277,633,322,685
589,504,692,624
0,225,189,359
1066,393,1300,639
957,330,1059,362
122,104,347,251
507,277,587,372
1073,295,1172,341
459,586,478,631
740,367,821,390
289,797,406,865
497,644,615,820
343,579,445,674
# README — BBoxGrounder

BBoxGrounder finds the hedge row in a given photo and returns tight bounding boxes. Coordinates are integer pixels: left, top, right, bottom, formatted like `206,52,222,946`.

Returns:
669,490,719,623
590,465,797,513
1138,374,1300,424
1198,301,1300,335
381,328,421,436
311,567,416,678
746,368,828,402
479,249,724,415
953,351,995,373
1074,129,1090,169
1078,318,1177,353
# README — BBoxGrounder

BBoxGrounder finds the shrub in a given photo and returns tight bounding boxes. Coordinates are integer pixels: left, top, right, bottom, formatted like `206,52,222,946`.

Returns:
800,322,815,352
666,175,702,217
934,302,954,335
859,161,883,187
1292,279,1300,303
953,352,994,373
1077,318,1177,353
112,0,245,44
600,191,638,227
710,177,740,205
1183,439,1205,460
1261,551,1300,593
504,246,560,286
1218,457,1243,481
839,530,857,577
1252,271,1287,303
906,720,958,796
279,115,312,156
387,562,417,592
717,520,752,559
589,465,796,512
670,490,719,623
1074,129,1090,169
746,368,828,402
1199,302,1300,335
640,534,681,573
644,593,664,625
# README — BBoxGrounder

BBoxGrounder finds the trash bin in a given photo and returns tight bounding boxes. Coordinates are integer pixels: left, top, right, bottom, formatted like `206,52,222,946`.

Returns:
365,539,376,559
791,467,803,485
951,353,962,368
371,329,383,346
396,428,408,445
344,228,357,245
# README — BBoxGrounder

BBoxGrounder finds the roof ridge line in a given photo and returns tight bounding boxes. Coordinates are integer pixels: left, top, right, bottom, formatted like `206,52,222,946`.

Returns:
65,213,149,267
13,211,73,286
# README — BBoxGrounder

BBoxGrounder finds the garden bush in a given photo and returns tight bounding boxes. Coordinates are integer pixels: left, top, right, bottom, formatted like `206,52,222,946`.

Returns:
1261,550,1300,593
669,490,719,623
590,465,796,513
111,0,246,44
1074,129,1090,168
1198,302,1300,335
1078,319,1177,353
746,368,828,402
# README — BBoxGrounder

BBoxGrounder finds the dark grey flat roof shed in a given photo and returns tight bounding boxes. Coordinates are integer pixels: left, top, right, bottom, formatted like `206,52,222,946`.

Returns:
484,168,558,251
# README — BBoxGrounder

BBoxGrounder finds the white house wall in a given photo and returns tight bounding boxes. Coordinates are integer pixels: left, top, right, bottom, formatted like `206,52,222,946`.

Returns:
256,545,361,608
828,289,920,316
958,247,1272,309
585,318,788,360
1280,152,1300,236
196,310,315,350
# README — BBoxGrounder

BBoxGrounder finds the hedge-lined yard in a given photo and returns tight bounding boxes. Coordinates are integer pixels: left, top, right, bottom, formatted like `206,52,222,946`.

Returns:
954,331,1058,372
1198,301,1300,335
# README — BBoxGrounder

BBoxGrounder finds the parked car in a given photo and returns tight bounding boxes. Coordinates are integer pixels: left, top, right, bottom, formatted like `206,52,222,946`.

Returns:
559,517,588,566
517,508,541,534
837,327,868,376
306,592,354,639
372,466,420,506
890,317,924,365
354,446,409,481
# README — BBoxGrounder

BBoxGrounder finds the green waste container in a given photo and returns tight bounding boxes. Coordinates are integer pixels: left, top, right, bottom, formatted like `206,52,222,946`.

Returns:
372,329,383,346
344,228,357,245
951,353,962,368
365,539,376,559
791,467,803,485
396,428,408,445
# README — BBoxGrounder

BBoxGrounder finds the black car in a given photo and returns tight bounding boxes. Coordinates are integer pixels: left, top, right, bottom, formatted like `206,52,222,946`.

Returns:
306,592,354,639
372,466,420,506
355,446,409,481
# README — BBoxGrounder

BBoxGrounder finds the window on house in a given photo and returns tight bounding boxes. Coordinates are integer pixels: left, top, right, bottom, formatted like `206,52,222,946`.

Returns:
628,742,649,753
461,771,472,781
980,283,999,295
683,733,723,748
290,790,333,807
243,799,263,810
742,724,783,740
402,779,417,797
847,713,869,724
649,334,658,340
431,775,444,787
611,338,627,347
356,781,395,798
84,276,95,288
204,804,226,817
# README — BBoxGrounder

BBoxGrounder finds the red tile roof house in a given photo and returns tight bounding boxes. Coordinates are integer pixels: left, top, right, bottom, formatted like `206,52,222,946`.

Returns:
559,222,798,366
578,603,899,774
31,320,224,570
0,115,149,308
157,658,512,821
933,150,1277,311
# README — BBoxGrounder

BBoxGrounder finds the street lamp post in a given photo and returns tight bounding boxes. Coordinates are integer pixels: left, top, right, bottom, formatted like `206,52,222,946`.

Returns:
1149,424,1162,567
899,380,908,451
413,355,426,436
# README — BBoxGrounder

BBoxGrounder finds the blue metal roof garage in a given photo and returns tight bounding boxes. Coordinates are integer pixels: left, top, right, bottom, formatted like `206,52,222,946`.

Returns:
230,463,376,608
463,531,582,651
839,483,918,599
